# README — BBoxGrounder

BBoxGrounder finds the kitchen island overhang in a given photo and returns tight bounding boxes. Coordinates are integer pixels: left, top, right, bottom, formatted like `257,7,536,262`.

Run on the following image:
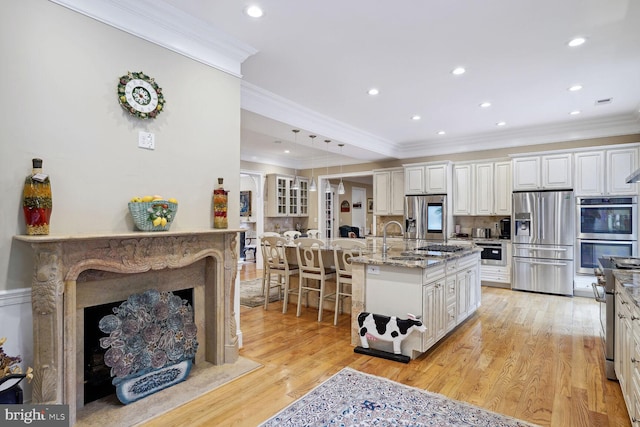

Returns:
350,241,482,359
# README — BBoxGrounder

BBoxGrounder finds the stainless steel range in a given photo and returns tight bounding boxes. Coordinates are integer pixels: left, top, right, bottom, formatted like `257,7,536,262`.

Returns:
595,256,640,380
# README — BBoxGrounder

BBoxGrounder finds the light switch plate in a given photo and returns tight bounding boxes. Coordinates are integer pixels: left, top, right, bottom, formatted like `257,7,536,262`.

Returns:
138,131,155,150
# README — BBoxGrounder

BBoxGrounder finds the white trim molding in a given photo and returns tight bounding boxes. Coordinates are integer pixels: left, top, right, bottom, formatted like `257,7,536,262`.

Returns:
0,288,31,307
241,81,400,158
49,0,257,77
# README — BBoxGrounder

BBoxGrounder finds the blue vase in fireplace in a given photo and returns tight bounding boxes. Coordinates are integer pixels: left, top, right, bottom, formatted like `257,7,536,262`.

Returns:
0,374,26,404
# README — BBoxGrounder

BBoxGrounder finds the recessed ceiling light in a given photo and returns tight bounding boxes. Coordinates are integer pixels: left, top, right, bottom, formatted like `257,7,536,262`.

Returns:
496,121,506,127
245,5,264,18
437,131,446,135
411,115,421,121
452,67,466,75
479,102,491,108
368,88,379,96
568,85,583,92
568,37,586,47
569,110,581,115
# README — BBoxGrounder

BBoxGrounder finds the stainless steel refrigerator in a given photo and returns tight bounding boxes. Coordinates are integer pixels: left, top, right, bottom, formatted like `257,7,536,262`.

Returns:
512,190,575,296
404,194,447,241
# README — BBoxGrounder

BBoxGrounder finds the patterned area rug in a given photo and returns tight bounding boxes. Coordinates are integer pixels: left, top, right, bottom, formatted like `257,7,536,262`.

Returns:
239,278,282,308
259,367,539,426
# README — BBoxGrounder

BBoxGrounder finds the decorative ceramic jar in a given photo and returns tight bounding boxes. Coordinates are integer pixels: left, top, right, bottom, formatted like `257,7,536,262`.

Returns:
22,158,52,235
213,178,228,229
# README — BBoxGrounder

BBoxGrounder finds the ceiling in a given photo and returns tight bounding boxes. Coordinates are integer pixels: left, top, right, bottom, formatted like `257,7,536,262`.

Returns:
163,0,640,170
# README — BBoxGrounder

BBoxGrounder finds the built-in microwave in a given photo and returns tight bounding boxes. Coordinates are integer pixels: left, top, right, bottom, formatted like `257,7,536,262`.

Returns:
475,241,507,266
576,196,637,241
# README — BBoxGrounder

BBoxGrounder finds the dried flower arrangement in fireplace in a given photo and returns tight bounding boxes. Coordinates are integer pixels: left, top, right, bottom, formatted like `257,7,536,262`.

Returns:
98,289,198,380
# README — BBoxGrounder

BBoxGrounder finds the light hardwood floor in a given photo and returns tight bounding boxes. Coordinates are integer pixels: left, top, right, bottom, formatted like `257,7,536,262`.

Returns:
143,264,630,427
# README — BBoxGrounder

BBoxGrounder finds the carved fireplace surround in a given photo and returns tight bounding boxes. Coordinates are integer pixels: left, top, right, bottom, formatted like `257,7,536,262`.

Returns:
14,229,240,425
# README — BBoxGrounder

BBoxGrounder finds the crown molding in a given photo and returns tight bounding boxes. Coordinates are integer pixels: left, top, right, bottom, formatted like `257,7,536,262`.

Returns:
241,81,400,158
49,0,257,77
397,113,640,158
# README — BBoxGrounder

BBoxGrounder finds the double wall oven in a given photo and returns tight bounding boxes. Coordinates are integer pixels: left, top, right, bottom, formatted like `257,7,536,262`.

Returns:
576,196,638,274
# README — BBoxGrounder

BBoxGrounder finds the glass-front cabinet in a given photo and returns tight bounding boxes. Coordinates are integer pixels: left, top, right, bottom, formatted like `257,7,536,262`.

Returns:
266,174,309,217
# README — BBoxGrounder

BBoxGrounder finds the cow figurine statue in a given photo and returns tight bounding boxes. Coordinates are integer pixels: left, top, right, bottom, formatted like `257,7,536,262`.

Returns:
357,312,427,355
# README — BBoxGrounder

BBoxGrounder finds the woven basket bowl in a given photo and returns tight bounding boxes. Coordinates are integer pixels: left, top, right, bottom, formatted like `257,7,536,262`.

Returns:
128,201,178,232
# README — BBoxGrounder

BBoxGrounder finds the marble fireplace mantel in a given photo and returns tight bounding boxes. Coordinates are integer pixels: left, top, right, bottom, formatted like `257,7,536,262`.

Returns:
14,229,241,425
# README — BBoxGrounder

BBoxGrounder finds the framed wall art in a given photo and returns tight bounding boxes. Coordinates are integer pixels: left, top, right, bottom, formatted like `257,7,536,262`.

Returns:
240,191,252,217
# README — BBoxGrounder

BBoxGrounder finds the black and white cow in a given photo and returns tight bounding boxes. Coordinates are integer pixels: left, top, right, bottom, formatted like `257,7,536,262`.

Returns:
357,312,427,355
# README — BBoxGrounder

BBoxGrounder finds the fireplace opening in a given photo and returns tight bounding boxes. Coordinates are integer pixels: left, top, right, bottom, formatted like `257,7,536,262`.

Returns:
83,288,194,404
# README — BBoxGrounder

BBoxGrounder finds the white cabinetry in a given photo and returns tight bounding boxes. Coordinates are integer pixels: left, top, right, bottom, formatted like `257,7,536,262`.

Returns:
373,168,405,215
266,175,309,217
404,161,451,195
614,281,640,425
452,164,472,215
575,147,638,196
452,160,512,215
364,253,480,359
512,153,572,191
494,161,512,215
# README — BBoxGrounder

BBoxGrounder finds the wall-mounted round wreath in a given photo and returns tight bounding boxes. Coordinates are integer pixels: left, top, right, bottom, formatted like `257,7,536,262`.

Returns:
117,71,166,119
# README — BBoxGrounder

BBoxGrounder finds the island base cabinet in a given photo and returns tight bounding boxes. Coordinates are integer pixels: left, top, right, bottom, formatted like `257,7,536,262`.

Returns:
365,265,426,358
615,281,640,425
363,254,480,359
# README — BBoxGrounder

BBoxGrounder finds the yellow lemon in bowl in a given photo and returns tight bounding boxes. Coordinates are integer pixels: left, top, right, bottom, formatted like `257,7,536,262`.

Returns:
141,195,154,203
168,198,178,204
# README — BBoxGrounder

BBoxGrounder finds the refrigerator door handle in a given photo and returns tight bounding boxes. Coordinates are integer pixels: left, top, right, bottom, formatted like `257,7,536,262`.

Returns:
540,196,545,240
517,259,568,267
517,246,567,252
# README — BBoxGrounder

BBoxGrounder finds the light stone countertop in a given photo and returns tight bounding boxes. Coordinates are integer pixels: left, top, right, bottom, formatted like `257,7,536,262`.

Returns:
351,238,481,269
613,270,640,308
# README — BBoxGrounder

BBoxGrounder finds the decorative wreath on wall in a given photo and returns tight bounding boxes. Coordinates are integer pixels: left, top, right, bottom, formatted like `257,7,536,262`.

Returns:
117,71,166,119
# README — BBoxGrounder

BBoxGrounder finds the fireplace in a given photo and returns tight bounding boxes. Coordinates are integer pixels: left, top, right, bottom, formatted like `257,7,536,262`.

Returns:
14,230,240,425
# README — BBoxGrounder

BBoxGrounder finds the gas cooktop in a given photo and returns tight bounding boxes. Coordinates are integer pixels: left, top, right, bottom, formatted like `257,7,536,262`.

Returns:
613,257,640,270
600,256,640,270
416,244,465,252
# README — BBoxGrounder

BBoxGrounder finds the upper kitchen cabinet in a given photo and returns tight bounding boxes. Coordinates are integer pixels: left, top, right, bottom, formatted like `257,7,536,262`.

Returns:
404,161,452,195
453,160,512,216
266,174,309,217
494,161,512,215
575,146,638,196
373,167,405,215
452,164,472,215
512,153,572,191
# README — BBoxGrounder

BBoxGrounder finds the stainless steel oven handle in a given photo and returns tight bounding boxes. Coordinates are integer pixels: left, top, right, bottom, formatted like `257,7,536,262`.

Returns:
592,282,606,303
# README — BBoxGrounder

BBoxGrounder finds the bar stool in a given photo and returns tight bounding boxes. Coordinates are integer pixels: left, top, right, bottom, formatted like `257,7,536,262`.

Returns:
331,239,366,325
306,229,320,238
295,238,336,322
261,236,298,311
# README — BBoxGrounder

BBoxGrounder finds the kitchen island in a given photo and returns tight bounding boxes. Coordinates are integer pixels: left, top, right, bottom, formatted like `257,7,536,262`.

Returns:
351,239,481,359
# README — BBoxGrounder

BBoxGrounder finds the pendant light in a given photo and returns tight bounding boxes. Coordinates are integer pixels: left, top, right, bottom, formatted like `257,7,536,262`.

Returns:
324,140,332,193
309,135,317,192
291,129,300,190
337,143,345,195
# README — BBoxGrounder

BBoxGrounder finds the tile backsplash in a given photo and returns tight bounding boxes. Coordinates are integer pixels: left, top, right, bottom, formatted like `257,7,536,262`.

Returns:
453,215,509,238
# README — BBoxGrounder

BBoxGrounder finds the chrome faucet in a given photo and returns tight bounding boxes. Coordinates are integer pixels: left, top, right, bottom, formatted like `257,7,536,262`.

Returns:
382,220,404,255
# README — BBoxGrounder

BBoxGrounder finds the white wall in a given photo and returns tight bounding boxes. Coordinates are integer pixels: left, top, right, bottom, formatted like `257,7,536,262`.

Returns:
0,0,241,385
